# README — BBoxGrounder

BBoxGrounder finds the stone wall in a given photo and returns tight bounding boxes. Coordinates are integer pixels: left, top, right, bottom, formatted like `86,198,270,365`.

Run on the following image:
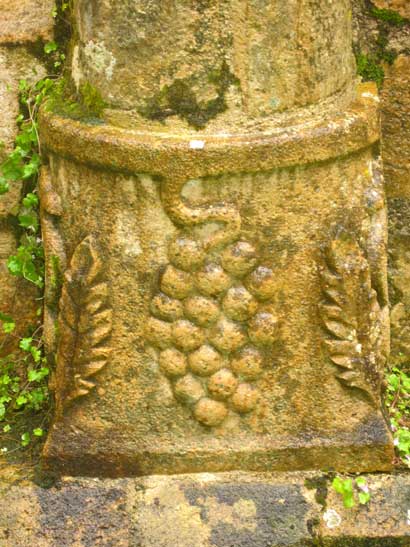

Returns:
0,0,54,352
353,0,410,368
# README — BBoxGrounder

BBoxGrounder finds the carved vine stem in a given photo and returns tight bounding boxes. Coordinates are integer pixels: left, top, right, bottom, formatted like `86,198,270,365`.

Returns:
161,174,241,250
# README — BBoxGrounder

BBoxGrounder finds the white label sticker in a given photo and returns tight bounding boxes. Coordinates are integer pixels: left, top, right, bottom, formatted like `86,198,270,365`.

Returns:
189,140,205,150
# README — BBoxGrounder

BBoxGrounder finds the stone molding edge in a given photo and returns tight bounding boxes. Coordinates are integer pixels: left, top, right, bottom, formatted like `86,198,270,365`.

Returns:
39,84,380,180
43,431,393,477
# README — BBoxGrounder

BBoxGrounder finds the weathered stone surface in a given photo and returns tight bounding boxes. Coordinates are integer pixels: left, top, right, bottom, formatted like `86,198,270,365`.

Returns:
0,0,54,44
382,55,410,198
380,56,410,365
320,472,410,544
388,198,410,365
373,0,410,19
72,0,355,125
0,472,409,546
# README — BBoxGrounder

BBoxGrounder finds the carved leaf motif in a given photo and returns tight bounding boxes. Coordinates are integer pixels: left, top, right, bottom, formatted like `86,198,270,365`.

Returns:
319,233,381,407
56,236,112,414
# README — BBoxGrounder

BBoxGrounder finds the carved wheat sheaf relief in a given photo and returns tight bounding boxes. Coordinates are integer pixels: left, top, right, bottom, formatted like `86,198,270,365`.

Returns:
319,231,383,407
56,236,112,415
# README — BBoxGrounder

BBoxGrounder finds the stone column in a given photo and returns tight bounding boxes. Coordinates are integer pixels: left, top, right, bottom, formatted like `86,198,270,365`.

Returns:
40,0,394,476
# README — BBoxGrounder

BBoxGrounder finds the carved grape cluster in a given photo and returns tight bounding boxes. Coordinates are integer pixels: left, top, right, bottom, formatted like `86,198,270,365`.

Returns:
145,234,278,427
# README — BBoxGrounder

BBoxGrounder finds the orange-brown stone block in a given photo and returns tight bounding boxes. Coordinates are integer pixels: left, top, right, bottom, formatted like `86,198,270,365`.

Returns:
382,56,410,198
0,0,54,44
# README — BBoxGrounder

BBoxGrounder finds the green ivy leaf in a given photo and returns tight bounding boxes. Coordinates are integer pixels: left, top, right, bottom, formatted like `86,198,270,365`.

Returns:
22,193,39,208
358,491,371,505
21,432,30,446
0,177,9,195
343,493,356,509
44,41,58,54
0,313,15,334
332,477,356,508
18,213,38,231
19,338,33,352
16,394,28,407
7,255,23,276
18,80,28,92
1,157,24,181
30,347,42,363
28,367,49,382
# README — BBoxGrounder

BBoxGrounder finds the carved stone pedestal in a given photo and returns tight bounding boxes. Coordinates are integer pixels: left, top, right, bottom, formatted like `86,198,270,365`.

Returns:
40,0,393,477
39,83,393,476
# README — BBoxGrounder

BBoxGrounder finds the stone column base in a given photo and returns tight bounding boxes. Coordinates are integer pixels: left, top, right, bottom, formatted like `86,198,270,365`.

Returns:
0,471,409,546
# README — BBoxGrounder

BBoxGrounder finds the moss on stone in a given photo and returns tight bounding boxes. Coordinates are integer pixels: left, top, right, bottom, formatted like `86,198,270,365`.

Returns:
45,79,106,123
370,7,407,26
356,53,385,88
355,3,406,89
304,476,330,509
49,255,63,293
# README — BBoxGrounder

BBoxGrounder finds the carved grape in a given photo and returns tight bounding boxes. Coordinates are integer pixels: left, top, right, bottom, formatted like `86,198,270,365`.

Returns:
207,369,238,400
159,348,188,378
145,317,173,349
168,235,205,271
222,286,258,321
248,312,279,346
195,263,232,296
161,265,193,299
230,346,263,380
246,266,276,301
189,344,224,377
221,241,258,277
184,295,220,326
193,398,228,427
209,318,248,353
172,319,205,352
150,292,184,322
231,383,260,413
174,374,205,405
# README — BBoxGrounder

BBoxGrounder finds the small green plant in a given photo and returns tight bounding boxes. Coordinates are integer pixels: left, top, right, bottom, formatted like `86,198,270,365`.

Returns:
51,1,70,19
386,366,410,466
331,476,371,508
0,321,49,451
0,22,68,455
